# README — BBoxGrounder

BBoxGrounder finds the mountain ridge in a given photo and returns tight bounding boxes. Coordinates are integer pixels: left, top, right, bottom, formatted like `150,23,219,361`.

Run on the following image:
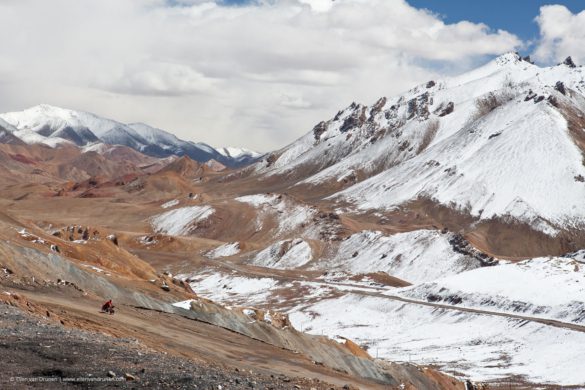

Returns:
247,52,585,236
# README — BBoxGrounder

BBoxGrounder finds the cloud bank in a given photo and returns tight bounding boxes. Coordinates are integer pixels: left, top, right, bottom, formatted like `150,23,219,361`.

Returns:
0,0,529,151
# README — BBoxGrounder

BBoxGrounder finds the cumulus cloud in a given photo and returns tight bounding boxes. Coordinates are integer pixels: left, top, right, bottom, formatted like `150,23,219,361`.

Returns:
0,0,521,151
533,5,585,65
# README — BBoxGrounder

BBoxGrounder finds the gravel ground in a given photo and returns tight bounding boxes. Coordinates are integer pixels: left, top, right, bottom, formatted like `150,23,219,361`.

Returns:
0,302,340,389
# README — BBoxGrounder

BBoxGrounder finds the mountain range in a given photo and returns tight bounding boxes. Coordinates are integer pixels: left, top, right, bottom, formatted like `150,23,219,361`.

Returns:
2,52,585,388
0,104,261,168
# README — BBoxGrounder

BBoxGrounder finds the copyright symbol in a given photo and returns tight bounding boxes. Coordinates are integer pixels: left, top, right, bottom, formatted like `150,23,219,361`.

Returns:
9,377,14,382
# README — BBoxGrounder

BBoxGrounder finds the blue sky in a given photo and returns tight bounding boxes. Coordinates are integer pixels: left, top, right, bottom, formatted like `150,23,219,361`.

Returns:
217,0,585,46
408,0,584,45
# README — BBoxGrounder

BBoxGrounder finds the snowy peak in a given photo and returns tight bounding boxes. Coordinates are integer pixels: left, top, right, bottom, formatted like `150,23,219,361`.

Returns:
252,53,585,234
492,51,524,67
0,104,121,147
2,104,118,137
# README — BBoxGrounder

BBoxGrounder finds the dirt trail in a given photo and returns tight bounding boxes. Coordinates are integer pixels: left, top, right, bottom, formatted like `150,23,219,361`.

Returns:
17,289,390,390
0,302,335,390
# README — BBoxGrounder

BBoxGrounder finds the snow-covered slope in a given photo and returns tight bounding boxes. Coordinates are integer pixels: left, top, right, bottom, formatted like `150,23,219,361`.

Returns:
288,292,585,386
254,53,585,233
0,105,258,167
151,205,215,236
0,118,25,145
399,256,585,324
0,117,18,134
320,230,483,284
236,194,318,237
0,105,102,146
127,122,235,164
249,238,313,269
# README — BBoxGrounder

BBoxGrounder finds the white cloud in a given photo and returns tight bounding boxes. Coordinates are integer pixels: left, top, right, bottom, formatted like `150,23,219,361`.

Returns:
533,5,585,65
0,0,521,151
96,62,217,96
279,93,313,109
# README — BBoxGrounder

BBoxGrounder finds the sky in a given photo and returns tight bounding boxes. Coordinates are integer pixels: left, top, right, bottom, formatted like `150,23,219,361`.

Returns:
409,0,585,44
0,0,584,152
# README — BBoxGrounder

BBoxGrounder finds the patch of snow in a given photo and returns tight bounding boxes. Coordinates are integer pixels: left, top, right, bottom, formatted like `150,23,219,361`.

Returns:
172,299,196,310
161,199,179,209
138,236,158,246
206,242,240,259
249,239,313,269
151,206,214,236
81,264,105,273
18,229,47,244
0,117,18,132
82,142,109,153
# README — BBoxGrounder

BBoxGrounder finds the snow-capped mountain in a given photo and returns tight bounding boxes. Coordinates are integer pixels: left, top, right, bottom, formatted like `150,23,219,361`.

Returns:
254,53,585,234
217,146,263,166
0,105,259,168
217,146,261,159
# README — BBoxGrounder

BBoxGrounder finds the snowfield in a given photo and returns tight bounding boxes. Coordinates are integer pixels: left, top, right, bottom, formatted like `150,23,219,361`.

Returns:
181,273,280,307
161,199,179,209
321,230,481,283
288,293,585,386
176,260,585,386
151,206,214,236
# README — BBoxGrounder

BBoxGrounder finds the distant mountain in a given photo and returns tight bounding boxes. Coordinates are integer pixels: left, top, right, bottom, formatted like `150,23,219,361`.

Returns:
0,105,260,168
217,146,263,166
